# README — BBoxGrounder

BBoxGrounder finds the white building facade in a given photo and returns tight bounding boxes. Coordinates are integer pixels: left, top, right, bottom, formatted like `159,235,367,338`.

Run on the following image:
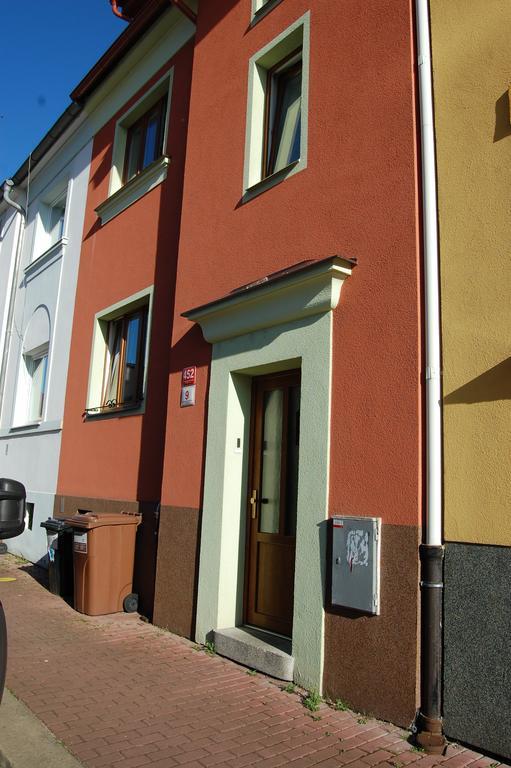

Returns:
0,137,93,563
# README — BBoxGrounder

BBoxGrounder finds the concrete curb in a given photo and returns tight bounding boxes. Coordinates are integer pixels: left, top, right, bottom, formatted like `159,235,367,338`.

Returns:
0,688,83,768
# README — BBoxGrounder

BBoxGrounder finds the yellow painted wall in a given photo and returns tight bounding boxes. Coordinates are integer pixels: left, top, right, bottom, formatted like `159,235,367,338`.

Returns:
430,1,511,545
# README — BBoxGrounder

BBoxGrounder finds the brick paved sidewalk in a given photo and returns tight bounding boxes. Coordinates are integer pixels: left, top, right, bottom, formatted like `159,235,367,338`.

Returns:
0,556,505,768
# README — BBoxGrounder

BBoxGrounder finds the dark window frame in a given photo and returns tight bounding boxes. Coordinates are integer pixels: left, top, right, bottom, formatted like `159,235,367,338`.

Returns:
101,306,148,411
122,96,167,184
262,48,303,179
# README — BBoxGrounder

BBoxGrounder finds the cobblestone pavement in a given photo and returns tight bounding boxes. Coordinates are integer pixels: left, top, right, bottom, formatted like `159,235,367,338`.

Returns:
0,556,505,768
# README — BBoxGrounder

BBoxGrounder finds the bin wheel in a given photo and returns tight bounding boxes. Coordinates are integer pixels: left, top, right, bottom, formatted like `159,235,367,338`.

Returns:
123,593,138,613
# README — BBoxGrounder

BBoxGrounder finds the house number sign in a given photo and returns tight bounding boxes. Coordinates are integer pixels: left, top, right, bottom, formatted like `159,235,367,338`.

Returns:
180,366,196,407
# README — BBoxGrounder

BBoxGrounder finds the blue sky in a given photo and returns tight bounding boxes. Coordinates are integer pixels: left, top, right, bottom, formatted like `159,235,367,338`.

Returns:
0,1,127,182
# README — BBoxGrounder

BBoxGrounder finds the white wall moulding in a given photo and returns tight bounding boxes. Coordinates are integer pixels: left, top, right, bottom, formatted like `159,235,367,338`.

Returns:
95,156,170,225
0,419,63,439
183,255,355,344
24,239,67,283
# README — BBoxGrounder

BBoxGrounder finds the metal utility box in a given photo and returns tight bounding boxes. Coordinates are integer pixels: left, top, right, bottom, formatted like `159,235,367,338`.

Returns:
330,516,381,614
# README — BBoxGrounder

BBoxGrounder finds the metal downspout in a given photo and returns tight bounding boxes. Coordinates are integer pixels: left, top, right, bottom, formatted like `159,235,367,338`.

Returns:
414,0,446,753
0,180,26,421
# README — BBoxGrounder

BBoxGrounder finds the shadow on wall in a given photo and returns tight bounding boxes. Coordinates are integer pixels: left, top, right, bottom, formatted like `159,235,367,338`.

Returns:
493,92,511,142
443,357,511,404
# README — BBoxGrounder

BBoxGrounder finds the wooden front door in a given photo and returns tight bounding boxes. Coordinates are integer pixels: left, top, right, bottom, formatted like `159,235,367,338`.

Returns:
245,371,301,637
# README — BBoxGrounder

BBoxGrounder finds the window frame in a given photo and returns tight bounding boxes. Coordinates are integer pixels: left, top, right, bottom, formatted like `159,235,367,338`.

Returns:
122,94,168,184
85,287,153,419
34,185,69,259
26,346,49,422
101,306,148,410
262,49,303,179
96,71,173,225
243,13,310,201
108,71,173,198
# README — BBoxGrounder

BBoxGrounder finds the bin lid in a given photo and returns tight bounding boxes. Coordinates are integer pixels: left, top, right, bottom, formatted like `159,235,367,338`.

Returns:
64,512,141,530
0,477,26,501
40,518,73,533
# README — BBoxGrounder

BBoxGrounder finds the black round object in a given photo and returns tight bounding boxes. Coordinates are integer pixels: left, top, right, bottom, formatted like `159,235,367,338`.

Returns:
123,593,138,613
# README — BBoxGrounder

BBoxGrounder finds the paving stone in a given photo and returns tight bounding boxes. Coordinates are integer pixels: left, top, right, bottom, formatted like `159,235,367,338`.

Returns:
0,557,499,768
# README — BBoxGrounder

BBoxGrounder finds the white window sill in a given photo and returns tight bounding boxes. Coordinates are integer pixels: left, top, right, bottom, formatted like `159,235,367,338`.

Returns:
242,159,302,204
95,156,170,225
25,238,68,280
0,419,62,439
83,404,145,421
251,0,283,26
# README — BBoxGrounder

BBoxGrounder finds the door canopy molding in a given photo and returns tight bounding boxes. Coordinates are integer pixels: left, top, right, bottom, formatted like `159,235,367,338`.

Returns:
182,255,356,343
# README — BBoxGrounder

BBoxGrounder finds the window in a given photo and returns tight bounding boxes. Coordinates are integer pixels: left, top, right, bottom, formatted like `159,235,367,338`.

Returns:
101,307,148,409
35,190,67,257
263,51,302,178
243,13,310,199
85,288,153,417
12,307,51,427
96,72,173,225
46,194,66,246
123,96,167,183
26,349,48,421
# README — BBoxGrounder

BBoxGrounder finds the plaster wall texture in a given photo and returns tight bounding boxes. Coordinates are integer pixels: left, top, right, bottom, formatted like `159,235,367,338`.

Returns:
160,0,422,521
57,38,194,505
0,139,92,562
443,542,511,759
0,7,193,562
430,0,511,545
155,0,422,719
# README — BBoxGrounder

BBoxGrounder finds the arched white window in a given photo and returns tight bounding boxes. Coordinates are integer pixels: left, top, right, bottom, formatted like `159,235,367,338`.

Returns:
13,307,51,426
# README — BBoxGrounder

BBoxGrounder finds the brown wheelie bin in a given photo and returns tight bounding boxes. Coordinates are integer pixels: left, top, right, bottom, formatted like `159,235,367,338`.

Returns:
65,511,141,615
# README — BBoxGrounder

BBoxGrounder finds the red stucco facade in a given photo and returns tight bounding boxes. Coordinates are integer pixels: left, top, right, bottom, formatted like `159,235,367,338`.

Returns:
57,0,423,725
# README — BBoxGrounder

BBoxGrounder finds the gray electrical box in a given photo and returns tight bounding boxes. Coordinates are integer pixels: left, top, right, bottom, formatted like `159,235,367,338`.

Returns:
331,516,381,614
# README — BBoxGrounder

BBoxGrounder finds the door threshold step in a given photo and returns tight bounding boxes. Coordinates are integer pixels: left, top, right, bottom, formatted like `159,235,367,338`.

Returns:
213,626,294,681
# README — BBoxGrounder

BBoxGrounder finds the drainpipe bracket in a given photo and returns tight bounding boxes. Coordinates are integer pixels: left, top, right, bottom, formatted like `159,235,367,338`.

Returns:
415,713,447,754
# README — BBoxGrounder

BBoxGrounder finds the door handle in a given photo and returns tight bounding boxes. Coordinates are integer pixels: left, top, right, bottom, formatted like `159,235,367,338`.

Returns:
250,489,258,519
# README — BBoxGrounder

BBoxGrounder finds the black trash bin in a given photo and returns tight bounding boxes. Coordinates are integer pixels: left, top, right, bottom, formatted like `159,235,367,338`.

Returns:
40,519,74,600
0,478,26,540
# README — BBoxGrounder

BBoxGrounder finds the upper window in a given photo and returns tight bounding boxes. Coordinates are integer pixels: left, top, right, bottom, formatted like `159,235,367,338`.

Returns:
243,13,310,199
35,189,67,257
123,96,167,184
85,288,153,417
96,72,173,225
101,307,148,409
263,51,302,178
46,194,66,245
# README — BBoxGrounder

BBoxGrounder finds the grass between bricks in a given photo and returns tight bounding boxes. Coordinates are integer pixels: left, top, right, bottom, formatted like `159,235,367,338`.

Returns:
302,689,322,712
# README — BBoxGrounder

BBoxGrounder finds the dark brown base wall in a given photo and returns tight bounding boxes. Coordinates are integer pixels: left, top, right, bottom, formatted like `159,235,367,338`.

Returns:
54,494,159,620
152,506,201,639
323,523,420,727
